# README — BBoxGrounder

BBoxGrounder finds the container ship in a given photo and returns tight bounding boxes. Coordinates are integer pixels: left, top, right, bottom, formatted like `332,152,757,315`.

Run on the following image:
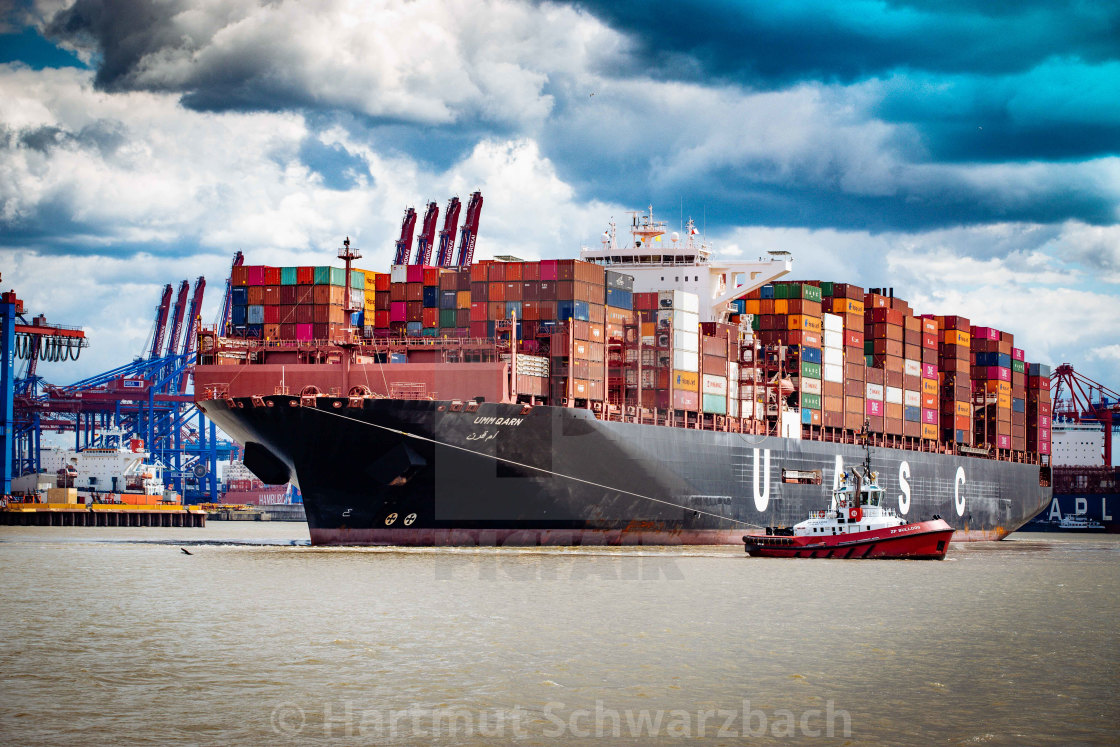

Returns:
219,459,302,506
1019,421,1118,532
192,200,1051,546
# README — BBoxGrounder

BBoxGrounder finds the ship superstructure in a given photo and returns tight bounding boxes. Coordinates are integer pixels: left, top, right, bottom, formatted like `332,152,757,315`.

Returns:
579,207,791,322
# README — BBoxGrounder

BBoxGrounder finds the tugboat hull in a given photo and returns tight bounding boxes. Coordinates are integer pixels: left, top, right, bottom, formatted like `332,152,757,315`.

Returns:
742,519,954,559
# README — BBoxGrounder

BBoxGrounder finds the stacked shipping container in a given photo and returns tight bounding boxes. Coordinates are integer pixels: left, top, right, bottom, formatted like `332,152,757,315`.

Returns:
230,264,377,341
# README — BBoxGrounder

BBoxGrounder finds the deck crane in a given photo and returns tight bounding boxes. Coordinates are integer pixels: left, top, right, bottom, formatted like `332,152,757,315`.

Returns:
413,201,439,266
164,280,190,360
454,190,483,266
1052,364,1120,466
176,277,205,394
392,207,418,266
435,196,462,267
148,284,174,359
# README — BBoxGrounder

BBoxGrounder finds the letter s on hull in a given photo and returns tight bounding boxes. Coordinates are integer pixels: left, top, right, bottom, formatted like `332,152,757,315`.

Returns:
898,460,911,515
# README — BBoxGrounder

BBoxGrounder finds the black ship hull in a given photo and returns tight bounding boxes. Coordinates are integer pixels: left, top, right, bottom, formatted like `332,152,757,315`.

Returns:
199,396,1051,546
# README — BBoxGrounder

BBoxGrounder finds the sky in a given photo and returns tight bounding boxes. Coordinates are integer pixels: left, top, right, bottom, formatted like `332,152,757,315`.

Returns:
2,0,1119,393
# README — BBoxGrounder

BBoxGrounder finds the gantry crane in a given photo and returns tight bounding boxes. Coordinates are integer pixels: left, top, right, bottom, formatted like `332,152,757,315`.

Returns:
455,190,483,266
413,201,439,266
392,207,417,265
435,196,462,267
1051,363,1120,466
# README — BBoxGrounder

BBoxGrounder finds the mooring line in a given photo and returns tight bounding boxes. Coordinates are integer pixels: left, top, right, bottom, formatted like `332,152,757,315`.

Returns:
304,404,760,529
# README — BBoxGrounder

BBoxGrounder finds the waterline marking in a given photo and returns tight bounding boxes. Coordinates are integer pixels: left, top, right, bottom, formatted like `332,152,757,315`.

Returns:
270,699,852,739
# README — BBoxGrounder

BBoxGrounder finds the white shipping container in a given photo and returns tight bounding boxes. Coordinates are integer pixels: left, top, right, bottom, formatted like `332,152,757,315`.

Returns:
673,349,699,372
801,377,822,395
728,361,740,380
740,384,765,400
885,386,903,405
390,265,408,283
729,398,739,418
822,329,843,349
904,389,921,407
702,374,728,396
658,290,700,313
866,382,884,401
823,363,845,383
822,347,844,367
673,329,699,352
904,359,922,377
822,313,843,333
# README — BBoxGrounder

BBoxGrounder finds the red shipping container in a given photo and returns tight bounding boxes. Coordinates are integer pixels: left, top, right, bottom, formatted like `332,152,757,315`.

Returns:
971,326,1000,341
505,262,523,282
231,266,250,286
374,310,390,328
522,301,539,320
540,260,559,281
423,267,439,286
470,302,488,321
390,302,406,322
470,262,490,283
522,261,540,281
296,323,313,341
263,267,282,285
490,282,506,302
264,305,280,323
984,366,1011,382
246,266,266,286
869,307,904,325
422,308,439,327
488,263,505,282
489,302,506,319
470,321,489,338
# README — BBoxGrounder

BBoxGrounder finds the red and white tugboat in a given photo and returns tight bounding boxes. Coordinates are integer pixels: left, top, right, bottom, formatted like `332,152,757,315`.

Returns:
742,455,954,559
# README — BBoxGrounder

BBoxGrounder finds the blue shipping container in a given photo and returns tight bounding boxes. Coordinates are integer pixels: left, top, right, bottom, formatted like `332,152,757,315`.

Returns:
557,300,591,322
350,311,363,327
231,305,247,325
389,353,407,363
422,286,439,308
232,287,248,306
440,290,457,309
1012,398,1026,413
800,346,822,365
760,285,775,300
506,301,523,319
245,324,263,338
606,287,633,310
904,405,921,422
1028,362,1051,377
247,305,265,324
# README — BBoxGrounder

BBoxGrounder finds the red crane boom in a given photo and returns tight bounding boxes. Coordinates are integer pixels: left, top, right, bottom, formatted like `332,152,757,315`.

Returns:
413,201,439,266
148,284,174,359
177,277,206,392
435,196,462,268
455,191,483,266
392,207,417,265
1051,363,1120,466
164,280,190,361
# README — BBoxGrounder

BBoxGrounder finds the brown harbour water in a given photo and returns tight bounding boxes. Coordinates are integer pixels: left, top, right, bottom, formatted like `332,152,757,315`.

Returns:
0,525,1117,745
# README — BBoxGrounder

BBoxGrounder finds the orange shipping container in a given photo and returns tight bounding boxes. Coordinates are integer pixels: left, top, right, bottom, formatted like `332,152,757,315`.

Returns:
787,314,822,333
943,329,970,346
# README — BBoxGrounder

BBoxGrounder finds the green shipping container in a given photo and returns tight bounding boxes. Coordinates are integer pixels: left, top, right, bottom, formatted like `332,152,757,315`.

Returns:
439,309,457,327
281,267,298,285
820,281,834,297
313,266,346,286
751,314,760,331
1012,359,1026,374
702,393,728,415
800,361,822,379
801,392,822,410
864,340,874,355
802,284,822,303
350,270,366,289
774,283,789,300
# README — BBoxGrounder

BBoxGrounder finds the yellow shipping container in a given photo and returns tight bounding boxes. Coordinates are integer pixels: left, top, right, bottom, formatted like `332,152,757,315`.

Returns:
955,402,971,418
997,394,1011,409
673,370,699,391
943,329,970,346
922,378,938,395
743,299,762,315
457,291,471,309
364,271,379,288
921,423,938,440
831,298,864,316
787,314,823,333
773,299,789,315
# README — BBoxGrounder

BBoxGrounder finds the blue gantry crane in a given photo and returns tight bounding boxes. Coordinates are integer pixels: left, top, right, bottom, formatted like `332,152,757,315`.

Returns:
7,262,240,502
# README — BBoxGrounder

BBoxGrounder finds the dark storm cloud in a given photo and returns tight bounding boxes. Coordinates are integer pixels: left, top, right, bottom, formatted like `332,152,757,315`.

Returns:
571,1,1120,85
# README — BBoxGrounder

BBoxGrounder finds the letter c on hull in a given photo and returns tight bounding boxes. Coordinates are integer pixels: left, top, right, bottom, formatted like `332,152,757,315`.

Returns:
954,466,966,516
753,448,771,512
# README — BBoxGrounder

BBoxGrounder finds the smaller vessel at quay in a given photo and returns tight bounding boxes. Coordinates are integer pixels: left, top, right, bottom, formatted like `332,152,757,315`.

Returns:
742,446,953,559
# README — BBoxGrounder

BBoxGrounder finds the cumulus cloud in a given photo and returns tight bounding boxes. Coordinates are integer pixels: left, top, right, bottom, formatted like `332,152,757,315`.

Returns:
39,0,626,129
